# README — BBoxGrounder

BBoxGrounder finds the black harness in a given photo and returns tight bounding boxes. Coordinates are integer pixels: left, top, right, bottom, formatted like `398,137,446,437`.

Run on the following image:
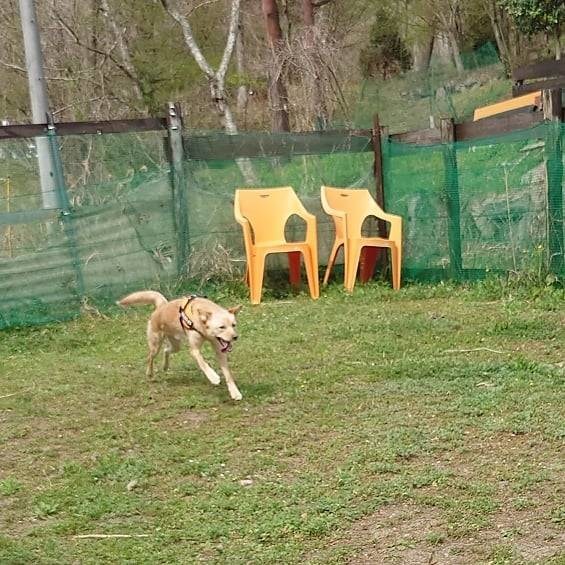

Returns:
178,294,206,337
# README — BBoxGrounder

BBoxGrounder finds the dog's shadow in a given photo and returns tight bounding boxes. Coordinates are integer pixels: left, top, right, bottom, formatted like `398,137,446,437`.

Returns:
156,368,275,401
235,381,275,399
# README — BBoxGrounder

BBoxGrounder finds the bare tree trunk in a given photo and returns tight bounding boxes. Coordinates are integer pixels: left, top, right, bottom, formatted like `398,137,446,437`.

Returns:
160,0,257,183
261,0,290,132
55,4,145,115
448,30,464,72
99,0,145,104
412,35,434,72
435,1,464,72
90,0,100,69
509,24,522,63
160,0,238,128
301,0,329,129
235,21,248,117
485,0,512,73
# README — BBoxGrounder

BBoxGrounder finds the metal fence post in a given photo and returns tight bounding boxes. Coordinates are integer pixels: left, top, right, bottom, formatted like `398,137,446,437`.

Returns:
440,117,463,280
543,88,564,275
46,113,85,298
166,102,190,278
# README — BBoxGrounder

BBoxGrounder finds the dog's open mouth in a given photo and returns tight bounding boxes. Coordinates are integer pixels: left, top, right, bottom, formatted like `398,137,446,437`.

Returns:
217,337,232,353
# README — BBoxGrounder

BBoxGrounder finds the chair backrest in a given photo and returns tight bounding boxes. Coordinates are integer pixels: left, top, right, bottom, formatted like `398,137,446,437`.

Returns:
322,186,384,236
235,186,307,243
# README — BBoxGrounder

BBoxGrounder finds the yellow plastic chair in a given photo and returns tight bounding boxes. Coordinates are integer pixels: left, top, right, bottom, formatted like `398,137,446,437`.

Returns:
321,186,402,291
234,187,320,304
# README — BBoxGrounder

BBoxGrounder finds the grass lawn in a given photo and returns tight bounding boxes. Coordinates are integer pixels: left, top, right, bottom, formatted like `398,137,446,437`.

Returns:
1,281,563,564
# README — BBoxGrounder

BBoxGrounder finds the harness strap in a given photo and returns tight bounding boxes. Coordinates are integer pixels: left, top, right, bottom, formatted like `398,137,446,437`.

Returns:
179,295,205,337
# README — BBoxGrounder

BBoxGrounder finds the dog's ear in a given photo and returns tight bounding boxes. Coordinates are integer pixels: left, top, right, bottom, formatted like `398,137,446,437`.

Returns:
198,308,212,324
228,305,243,315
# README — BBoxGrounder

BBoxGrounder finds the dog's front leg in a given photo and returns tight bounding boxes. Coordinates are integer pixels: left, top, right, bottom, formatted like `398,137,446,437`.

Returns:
188,337,221,385
215,350,242,401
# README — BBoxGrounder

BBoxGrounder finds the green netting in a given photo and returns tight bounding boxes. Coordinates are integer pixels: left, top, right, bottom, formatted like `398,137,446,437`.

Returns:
383,123,564,280
0,131,175,328
0,122,563,329
183,131,374,277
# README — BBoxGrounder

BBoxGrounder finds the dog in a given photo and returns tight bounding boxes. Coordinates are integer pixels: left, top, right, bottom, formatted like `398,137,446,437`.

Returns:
118,290,243,401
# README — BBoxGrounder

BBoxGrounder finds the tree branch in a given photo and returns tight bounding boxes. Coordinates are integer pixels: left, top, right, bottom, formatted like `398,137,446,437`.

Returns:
0,60,26,73
217,0,241,81
159,0,215,78
56,12,139,85
99,0,144,101
187,0,221,17
0,59,94,81
312,0,334,8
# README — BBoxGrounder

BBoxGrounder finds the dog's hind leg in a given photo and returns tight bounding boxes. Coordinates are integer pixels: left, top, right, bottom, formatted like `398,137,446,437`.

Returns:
146,325,163,379
163,337,181,372
215,350,242,401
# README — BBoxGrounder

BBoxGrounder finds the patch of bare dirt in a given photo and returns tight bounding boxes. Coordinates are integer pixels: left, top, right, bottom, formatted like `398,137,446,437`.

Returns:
158,409,210,430
307,430,564,564
308,501,563,564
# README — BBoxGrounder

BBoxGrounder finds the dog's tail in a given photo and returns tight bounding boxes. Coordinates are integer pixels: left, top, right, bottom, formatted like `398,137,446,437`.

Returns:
117,290,168,309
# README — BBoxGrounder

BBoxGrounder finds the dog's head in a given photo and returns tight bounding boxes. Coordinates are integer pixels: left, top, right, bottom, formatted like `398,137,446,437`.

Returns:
198,304,242,353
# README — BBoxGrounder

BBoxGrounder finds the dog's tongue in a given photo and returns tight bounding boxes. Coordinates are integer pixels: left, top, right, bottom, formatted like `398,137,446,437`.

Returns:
219,338,232,353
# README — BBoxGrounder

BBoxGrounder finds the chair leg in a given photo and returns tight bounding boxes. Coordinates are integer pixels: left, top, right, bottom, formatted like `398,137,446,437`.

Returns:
391,244,402,290
342,241,349,288
345,240,363,292
303,247,320,299
323,241,342,285
249,252,266,304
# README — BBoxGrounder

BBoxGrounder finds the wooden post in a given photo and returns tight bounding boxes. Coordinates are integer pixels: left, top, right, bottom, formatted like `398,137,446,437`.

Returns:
542,88,564,274
360,115,387,282
166,102,190,278
46,113,85,298
372,114,387,217
440,118,463,279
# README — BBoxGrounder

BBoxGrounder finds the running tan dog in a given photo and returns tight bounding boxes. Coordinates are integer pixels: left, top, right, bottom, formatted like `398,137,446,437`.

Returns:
118,291,243,400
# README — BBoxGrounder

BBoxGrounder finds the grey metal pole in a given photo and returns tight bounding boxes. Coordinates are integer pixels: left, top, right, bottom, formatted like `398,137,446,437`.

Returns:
18,0,57,209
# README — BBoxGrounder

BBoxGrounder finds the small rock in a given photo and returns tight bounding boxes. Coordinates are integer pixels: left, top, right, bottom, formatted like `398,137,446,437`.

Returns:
126,479,139,491
239,479,253,487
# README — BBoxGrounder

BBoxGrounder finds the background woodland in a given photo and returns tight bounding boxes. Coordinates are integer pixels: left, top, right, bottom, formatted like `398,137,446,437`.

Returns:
0,0,564,132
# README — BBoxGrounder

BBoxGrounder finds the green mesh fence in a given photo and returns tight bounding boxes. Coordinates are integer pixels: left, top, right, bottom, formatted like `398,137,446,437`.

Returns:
0,122,563,329
0,131,175,328
183,130,374,278
383,122,564,280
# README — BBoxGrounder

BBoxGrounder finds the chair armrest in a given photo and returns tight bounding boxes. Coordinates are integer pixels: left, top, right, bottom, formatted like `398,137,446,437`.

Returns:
365,203,402,240
295,211,316,241
320,199,346,221
301,211,317,230
234,203,247,226
385,213,402,242
234,211,254,248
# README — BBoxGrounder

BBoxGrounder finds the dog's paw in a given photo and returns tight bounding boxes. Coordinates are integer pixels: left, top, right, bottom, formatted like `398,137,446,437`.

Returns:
229,387,243,401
